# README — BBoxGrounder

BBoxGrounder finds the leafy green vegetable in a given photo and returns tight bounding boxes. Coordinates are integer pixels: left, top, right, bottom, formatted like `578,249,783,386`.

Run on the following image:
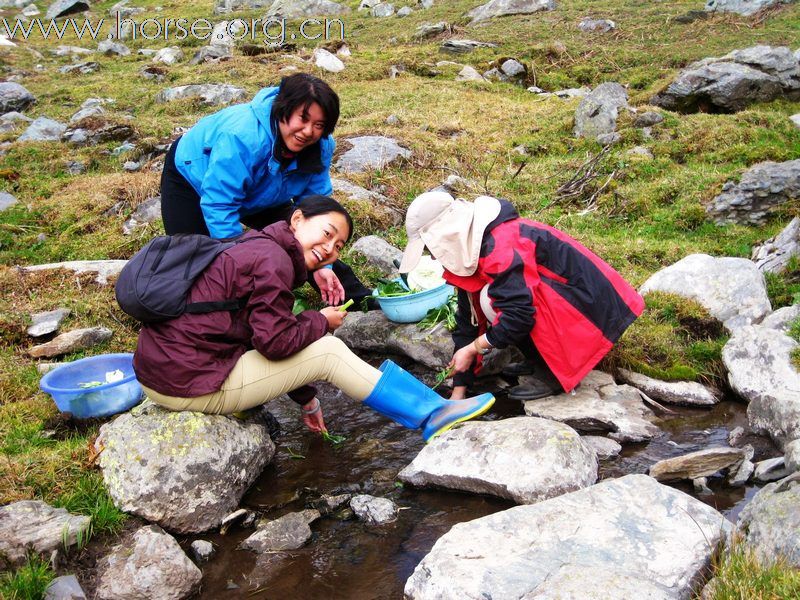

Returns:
78,381,103,388
418,294,458,332
375,280,414,298
432,366,455,391
321,430,346,445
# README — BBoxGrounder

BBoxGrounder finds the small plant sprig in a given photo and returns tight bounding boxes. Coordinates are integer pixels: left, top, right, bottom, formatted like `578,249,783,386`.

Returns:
321,430,346,445
285,447,306,460
432,366,455,391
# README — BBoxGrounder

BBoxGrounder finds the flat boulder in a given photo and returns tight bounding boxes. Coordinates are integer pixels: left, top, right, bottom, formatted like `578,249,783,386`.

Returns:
574,82,629,139
331,177,403,227
239,509,320,552
0,81,35,114
95,525,201,600
649,447,746,481
737,474,800,567
399,417,598,503
405,474,733,599
28,326,112,358
18,117,67,142
523,370,660,443
27,308,71,337
582,435,622,459
639,253,771,333
22,259,128,284
334,136,411,174
618,368,719,406
45,0,89,20
467,0,556,25
155,84,248,106
0,500,91,569
96,401,275,533
706,0,793,17
350,235,402,275
752,217,800,273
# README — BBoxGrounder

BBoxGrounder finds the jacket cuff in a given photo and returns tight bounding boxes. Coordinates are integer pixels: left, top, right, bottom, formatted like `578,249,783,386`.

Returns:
288,385,317,405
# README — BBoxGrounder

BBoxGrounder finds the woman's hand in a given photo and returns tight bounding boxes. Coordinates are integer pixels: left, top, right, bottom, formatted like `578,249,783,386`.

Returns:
301,397,327,433
320,306,346,332
451,343,478,374
313,268,345,306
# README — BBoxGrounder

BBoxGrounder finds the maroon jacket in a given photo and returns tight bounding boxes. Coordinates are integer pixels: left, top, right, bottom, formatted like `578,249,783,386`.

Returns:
133,221,328,398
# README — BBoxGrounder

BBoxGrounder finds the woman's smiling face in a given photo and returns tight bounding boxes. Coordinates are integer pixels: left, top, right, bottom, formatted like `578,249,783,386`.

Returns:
290,210,350,270
279,102,326,153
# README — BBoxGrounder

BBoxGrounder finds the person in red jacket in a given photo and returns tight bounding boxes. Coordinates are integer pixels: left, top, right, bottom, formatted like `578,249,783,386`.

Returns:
398,192,645,401
134,195,494,441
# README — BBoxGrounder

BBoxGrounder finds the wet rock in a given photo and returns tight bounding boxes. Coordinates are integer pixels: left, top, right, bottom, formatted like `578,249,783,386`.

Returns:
189,45,232,65
467,0,556,25
0,500,91,569
265,0,350,18
350,235,402,274
737,473,800,567
640,253,771,333
95,525,202,600
399,417,597,503
350,494,398,524
330,177,403,227
582,435,622,459
27,308,71,338
0,82,35,114
122,195,161,234
239,509,320,552
523,370,659,443
705,0,790,16
652,45,800,113
784,439,800,473
97,40,130,56
693,477,713,495
0,191,18,211
456,65,487,82
649,447,746,481
155,84,247,106
618,369,719,406
219,508,251,534
44,575,87,600
45,0,88,20
413,21,448,39
96,401,275,533
440,39,497,54
372,2,394,17
28,326,112,358
190,540,215,563
18,117,67,142
309,493,351,515
707,160,800,226
574,82,629,139
405,474,733,599
752,217,800,273
335,136,411,174
728,448,755,487
753,456,789,482
312,48,345,73
153,46,183,65
22,259,128,284
578,17,615,32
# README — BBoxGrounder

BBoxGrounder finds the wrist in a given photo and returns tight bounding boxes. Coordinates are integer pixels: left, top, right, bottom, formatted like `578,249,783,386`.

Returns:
302,398,321,415
473,335,491,355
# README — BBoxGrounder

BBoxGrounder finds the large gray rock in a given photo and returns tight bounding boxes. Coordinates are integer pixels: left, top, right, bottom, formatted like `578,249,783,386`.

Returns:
737,474,800,567
706,0,793,17
22,259,128,284
753,456,790,482
618,369,719,406
28,326,113,358
574,82,629,139
399,417,597,503
265,0,350,18
350,494,399,524
649,447,746,481
0,81,35,114
330,177,403,226
0,500,91,569
155,84,248,106
239,509,320,552
350,235,402,274
467,0,556,25
639,253,771,333
95,525,202,600
752,217,800,273
652,45,800,113
707,160,800,226
0,191,18,211
27,308,71,337
45,0,88,20
96,401,275,533
523,370,660,443
371,2,394,16
335,136,411,174
405,474,733,599
312,48,345,73
122,195,162,234
723,322,800,449
18,117,67,142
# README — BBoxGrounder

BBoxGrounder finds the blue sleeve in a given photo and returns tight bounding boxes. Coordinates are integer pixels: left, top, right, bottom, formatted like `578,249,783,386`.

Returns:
199,133,256,239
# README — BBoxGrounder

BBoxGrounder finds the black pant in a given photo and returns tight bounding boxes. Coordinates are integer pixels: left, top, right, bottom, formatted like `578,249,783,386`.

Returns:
160,139,374,306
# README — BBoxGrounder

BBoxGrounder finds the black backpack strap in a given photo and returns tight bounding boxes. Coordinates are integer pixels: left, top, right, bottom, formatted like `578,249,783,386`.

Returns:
184,294,250,315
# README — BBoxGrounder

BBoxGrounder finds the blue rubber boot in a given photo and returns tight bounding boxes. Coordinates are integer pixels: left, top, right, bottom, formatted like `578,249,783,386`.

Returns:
362,361,495,442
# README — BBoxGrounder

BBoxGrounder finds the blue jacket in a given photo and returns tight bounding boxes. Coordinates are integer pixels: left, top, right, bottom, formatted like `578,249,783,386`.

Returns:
174,86,335,239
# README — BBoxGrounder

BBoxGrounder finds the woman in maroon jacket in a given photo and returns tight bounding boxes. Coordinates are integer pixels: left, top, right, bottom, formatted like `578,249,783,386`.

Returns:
134,196,494,441
398,192,645,401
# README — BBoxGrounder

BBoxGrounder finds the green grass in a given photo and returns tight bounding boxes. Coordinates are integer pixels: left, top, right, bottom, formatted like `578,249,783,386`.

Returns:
0,555,55,600
707,537,800,599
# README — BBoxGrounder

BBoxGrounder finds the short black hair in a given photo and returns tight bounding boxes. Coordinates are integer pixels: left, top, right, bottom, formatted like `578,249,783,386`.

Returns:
292,195,354,242
271,73,340,137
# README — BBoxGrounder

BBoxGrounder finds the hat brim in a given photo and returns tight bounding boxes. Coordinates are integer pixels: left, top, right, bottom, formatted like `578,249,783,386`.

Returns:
398,238,426,273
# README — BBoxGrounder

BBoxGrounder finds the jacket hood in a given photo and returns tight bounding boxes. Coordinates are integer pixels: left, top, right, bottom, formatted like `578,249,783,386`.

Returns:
486,198,519,231
251,86,280,132
247,220,309,288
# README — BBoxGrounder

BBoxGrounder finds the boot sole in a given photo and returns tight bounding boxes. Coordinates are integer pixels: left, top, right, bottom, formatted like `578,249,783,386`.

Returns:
426,396,495,442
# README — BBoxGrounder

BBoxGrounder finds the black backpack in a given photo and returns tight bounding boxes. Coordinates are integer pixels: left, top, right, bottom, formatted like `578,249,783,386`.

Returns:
115,234,251,323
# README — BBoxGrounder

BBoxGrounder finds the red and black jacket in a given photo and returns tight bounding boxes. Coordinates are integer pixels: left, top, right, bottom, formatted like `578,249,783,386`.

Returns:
445,200,644,392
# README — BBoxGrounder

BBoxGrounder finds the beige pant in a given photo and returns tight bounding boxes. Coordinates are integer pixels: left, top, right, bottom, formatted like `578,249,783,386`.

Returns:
142,336,382,415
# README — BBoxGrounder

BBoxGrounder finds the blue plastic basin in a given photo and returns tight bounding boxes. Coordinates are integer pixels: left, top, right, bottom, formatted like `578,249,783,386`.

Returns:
39,353,144,419
375,281,454,323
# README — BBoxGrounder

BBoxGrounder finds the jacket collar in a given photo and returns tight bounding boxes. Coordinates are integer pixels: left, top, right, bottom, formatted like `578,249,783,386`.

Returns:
272,132,324,174
250,221,309,288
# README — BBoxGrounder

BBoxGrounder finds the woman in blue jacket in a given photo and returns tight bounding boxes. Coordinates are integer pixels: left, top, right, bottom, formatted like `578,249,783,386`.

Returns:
159,73,371,306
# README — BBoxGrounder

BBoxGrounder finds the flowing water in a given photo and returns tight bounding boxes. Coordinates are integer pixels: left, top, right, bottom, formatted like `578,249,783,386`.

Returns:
190,365,778,599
